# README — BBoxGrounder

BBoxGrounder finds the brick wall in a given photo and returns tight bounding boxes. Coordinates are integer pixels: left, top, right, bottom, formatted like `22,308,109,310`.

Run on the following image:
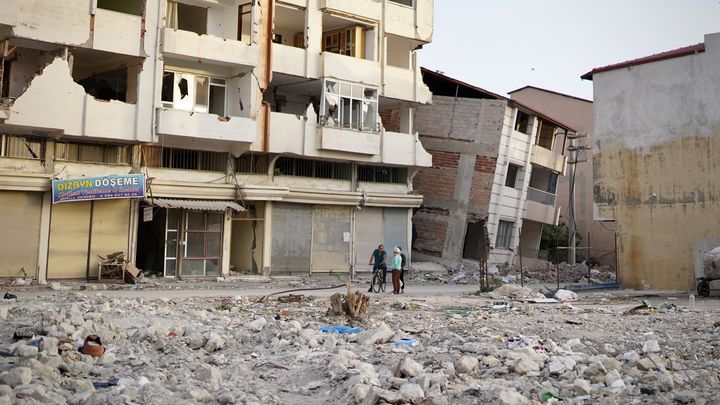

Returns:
474,156,497,173
379,109,400,132
412,207,449,256
414,167,457,200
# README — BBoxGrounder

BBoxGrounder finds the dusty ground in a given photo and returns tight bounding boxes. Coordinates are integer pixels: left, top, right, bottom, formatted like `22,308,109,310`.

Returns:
0,279,719,404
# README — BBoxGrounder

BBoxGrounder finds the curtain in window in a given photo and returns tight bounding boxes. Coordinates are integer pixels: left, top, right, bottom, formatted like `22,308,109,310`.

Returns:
166,1,179,29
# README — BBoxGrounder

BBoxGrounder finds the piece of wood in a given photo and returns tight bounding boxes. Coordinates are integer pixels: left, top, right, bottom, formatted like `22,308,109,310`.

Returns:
330,293,346,316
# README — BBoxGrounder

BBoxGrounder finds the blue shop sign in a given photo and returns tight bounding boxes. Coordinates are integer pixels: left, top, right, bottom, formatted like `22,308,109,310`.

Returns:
52,174,146,204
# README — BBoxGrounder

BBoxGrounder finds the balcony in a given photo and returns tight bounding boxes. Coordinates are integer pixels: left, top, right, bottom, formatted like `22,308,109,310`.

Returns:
320,126,380,156
1,58,137,142
383,66,431,104
320,0,381,21
385,0,434,43
13,0,92,46
531,145,567,174
162,27,259,68
273,45,308,77
524,187,560,225
0,0,17,27
156,108,256,144
322,52,381,87
382,130,432,167
93,8,143,56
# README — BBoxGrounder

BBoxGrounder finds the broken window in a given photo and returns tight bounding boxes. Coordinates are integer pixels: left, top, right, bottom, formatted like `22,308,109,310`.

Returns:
161,71,227,115
274,157,351,180
504,164,520,189
76,67,128,102
237,3,253,43
0,135,43,160
97,0,144,16
536,120,556,150
55,141,131,165
321,79,378,132
161,148,228,172
514,110,531,135
495,220,514,250
167,2,208,35
358,165,407,184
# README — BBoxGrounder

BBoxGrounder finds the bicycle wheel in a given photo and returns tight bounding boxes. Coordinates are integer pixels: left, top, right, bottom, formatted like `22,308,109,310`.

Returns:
372,271,383,293
379,272,386,292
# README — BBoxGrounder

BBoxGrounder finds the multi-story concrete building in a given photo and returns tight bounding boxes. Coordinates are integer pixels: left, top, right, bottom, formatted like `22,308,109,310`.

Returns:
410,70,574,268
508,86,617,267
0,0,434,282
582,32,720,290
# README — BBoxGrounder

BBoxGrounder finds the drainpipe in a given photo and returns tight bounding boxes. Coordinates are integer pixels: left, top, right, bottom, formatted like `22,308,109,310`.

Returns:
262,0,274,152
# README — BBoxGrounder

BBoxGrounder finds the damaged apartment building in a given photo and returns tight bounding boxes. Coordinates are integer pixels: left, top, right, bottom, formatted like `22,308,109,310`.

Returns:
409,70,574,268
0,0,435,282
583,32,720,290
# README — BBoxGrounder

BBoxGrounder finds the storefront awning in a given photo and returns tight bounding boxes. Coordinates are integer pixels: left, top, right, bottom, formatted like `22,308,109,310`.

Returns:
144,198,245,212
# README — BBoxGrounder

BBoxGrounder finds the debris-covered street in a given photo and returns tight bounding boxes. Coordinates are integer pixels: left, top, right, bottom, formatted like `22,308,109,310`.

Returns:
1,280,719,404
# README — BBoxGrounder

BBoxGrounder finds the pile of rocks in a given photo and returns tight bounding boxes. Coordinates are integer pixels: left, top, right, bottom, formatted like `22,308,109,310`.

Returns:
0,288,718,404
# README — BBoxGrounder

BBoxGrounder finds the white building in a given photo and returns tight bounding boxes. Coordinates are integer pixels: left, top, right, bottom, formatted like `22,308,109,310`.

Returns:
0,0,434,281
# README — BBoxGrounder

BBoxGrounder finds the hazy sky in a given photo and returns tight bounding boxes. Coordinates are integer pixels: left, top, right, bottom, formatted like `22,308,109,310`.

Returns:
420,0,720,100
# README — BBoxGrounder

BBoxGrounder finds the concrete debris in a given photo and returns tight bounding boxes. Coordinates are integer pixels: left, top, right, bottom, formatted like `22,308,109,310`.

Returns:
0,286,717,403
702,247,720,279
554,289,578,302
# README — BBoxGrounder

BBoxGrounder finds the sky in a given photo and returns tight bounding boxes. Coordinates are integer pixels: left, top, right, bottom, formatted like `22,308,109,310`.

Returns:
419,0,720,100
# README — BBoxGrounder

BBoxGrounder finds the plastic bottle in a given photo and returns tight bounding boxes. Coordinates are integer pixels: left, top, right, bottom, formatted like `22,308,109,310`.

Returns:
689,294,696,310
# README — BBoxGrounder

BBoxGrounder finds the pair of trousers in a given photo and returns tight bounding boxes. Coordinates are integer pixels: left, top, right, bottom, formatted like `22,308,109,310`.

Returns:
391,269,402,293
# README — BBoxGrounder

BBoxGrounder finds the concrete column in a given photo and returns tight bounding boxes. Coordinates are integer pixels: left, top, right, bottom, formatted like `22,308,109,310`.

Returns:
127,200,140,264
399,105,413,134
221,211,232,276
442,153,476,262
262,201,273,277
36,191,52,285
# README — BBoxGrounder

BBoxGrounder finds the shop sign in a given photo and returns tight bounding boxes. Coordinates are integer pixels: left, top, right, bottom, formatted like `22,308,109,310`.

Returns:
143,206,153,222
52,174,146,204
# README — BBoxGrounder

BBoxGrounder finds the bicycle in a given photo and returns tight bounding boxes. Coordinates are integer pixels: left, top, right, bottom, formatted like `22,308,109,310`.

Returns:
371,266,386,293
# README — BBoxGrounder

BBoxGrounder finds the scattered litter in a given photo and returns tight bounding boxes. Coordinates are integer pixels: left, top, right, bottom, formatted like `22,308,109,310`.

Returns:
444,308,472,317
81,335,106,357
320,326,364,335
3,292,17,300
92,379,119,389
278,294,303,303
394,338,416,349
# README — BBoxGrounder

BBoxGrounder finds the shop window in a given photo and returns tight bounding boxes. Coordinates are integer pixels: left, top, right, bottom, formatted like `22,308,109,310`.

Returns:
161,71,226,115
55,141,131,165
158,148,228,172
0,135,43,159
274,157,351,180
321,79,378,132
504,164,521,189
166,2,207,35
97,0,144,15
358,165,407,184
235,153,270,174
495,220,514,249
514,110,531,135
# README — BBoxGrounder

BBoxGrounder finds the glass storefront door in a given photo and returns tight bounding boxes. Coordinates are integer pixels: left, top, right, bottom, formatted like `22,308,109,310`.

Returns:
164,209,223,277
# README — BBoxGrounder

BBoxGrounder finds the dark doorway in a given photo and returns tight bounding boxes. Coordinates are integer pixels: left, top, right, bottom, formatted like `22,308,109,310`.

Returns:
462,220,486,260
135,206,167,277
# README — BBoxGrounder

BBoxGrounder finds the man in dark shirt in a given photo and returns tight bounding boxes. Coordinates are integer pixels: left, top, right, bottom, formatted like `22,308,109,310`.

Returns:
368,244,387,292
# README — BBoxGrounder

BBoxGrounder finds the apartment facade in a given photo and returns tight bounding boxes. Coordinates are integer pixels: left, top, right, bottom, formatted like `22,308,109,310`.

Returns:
0,0,434,282
411,70,573,268
509,86,617,267
583,32,720,290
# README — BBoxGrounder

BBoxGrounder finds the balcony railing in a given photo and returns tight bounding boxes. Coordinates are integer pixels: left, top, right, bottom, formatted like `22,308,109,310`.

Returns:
526,187,557,206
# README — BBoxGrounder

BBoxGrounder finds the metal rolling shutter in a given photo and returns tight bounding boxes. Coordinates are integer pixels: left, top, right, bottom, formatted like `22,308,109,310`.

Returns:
48,201,92,279
311,206,350,273
384,208,410,261
0,192,42,279
271,203,312,275
353,207,383,273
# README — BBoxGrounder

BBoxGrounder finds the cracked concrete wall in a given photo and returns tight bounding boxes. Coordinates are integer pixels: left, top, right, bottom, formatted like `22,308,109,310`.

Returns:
592,32,720,290
413,96,506,265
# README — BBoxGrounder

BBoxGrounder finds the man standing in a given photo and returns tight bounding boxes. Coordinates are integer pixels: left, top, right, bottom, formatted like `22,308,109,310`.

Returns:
390,247,403,294
368,244,387,292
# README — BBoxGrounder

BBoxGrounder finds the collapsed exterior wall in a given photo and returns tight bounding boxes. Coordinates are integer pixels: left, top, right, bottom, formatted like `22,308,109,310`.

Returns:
412,96,505,266
589,32,720,290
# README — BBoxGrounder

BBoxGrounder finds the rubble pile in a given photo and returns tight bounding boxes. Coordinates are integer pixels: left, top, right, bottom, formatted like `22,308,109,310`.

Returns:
495,263,617,285
1,290,719,404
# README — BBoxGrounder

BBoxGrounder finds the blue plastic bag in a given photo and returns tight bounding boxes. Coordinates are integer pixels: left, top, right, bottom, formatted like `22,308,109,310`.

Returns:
320,326,364,335
394,338,416,348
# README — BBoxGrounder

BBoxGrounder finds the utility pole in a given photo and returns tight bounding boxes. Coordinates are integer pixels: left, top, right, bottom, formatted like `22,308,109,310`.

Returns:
566,132,591,265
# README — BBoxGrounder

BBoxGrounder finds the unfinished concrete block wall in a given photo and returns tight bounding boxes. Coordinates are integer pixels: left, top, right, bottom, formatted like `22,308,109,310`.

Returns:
412,96,507,266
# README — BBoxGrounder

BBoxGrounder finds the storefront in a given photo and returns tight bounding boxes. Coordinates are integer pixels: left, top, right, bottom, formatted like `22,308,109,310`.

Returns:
0,191,44,279
135,199,243,278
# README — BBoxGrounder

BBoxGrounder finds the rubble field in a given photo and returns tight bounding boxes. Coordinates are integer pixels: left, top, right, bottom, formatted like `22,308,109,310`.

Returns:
1,286,719,404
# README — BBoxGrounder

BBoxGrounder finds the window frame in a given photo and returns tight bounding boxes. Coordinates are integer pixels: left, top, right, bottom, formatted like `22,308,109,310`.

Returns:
161,70,227,116
495,220,514,250
320,79,379,133
504,164,521,189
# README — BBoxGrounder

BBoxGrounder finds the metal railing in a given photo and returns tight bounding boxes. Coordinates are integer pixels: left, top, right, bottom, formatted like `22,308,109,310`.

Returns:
526,187,557,206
